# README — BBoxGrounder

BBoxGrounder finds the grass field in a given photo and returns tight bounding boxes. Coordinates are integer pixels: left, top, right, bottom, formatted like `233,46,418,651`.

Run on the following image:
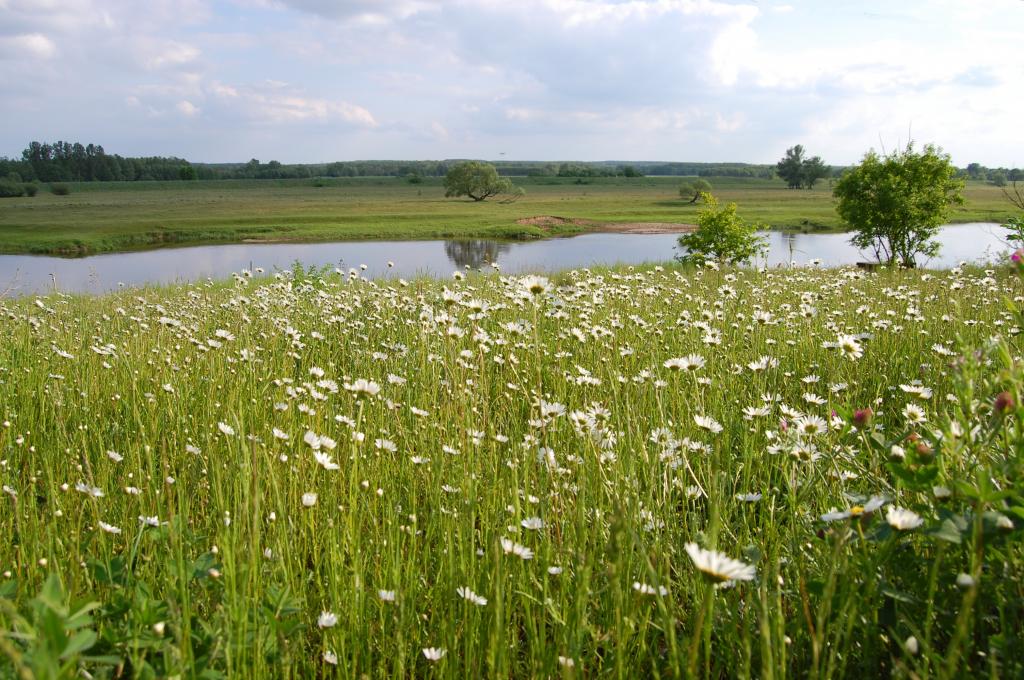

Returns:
0,176,1014,255
0,261,1022,677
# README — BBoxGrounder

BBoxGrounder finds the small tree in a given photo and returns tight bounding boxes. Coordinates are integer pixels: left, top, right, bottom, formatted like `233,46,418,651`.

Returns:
776,145,829,189
833,142,964,267
677,193,766,266
443,161,516,201
776,145,806,188
679,178,712,203
801,156,829,189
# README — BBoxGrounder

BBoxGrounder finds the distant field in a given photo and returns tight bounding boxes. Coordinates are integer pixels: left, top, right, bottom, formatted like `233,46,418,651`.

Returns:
0,176,1014,255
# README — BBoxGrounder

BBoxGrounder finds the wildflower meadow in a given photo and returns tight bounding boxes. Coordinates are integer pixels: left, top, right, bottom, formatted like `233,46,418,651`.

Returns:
1,261,1022,678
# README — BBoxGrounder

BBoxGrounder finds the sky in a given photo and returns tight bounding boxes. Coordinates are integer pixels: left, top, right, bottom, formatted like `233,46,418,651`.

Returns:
1,0,1022,166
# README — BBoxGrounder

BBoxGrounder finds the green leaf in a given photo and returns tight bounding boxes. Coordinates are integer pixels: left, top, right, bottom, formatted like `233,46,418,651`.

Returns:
914,466,939,486
33,574,65,616
60,630,96,660
880,586,916,603
928,517,963,544
190,552,221,581
65,601,101,630
1004,505,1024,522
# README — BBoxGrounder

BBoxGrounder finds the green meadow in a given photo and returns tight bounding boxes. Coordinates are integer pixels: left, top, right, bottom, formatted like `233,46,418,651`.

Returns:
1,262,1022,677
0,176,1013,255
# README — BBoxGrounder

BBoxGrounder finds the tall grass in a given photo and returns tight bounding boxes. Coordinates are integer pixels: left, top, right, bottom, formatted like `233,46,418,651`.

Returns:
0,262,1022,677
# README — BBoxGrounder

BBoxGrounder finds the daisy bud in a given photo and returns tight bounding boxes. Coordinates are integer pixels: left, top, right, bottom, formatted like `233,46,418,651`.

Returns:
956,573,975,588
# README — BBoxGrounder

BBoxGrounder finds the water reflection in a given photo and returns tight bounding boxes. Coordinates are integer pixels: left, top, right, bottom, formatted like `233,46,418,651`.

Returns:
0,223,1012,296
444,240,511,269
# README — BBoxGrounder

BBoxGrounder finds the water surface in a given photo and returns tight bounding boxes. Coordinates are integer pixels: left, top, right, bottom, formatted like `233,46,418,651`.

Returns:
0,223,1012,296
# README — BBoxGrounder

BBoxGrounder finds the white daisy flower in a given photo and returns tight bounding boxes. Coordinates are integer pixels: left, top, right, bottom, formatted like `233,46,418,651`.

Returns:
694,414,723,434
520,516,545,531
456,586,488,606
685,542,756,584
500,537,534,560
886,506,924,531
632,581,668,596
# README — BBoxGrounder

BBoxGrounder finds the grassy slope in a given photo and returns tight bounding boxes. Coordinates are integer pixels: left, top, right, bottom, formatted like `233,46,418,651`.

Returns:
0,176,1013,255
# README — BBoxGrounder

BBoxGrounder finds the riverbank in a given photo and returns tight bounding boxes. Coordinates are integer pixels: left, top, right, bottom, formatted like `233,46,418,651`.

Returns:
0,176,1011,255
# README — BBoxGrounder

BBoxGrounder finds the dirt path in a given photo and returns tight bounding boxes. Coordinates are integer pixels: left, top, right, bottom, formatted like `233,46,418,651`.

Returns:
516,215,695,234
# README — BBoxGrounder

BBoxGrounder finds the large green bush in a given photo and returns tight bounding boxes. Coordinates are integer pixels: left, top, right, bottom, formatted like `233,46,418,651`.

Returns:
833,143,964,267
0,179,25,198
443,161,519,201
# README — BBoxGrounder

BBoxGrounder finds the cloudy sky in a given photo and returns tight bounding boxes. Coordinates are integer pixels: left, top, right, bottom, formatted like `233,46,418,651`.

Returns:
1,0,1021,165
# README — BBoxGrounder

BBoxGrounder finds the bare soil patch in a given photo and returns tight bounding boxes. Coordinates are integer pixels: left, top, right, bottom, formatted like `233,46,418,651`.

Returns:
516,215,695,234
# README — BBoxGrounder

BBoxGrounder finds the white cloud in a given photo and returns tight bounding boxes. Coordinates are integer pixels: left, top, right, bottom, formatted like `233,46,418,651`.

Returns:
430,121,449,141
267,0,436,21
715,112,745,133
253,95,375,125
0,33,57,59
209,82,239,98
505,108,539,122
141,41,201,70
0,0,1020,165
176,100,200,117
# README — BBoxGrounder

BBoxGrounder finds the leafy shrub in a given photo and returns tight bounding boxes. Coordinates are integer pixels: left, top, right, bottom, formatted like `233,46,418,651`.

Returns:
679,178,712,203
0,179,24,198
443,161,517,201
50,183,71,196
23,183,38,197
677,192,766,265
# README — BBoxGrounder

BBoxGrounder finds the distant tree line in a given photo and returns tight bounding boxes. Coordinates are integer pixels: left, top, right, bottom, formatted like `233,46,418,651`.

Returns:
962,163,1022,187
0,141,194,183
1,141,1019,185
525,162,775,179
0,142,785,182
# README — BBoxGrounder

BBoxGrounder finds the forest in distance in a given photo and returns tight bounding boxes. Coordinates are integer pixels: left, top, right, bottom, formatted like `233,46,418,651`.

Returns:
2,139,1022,184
